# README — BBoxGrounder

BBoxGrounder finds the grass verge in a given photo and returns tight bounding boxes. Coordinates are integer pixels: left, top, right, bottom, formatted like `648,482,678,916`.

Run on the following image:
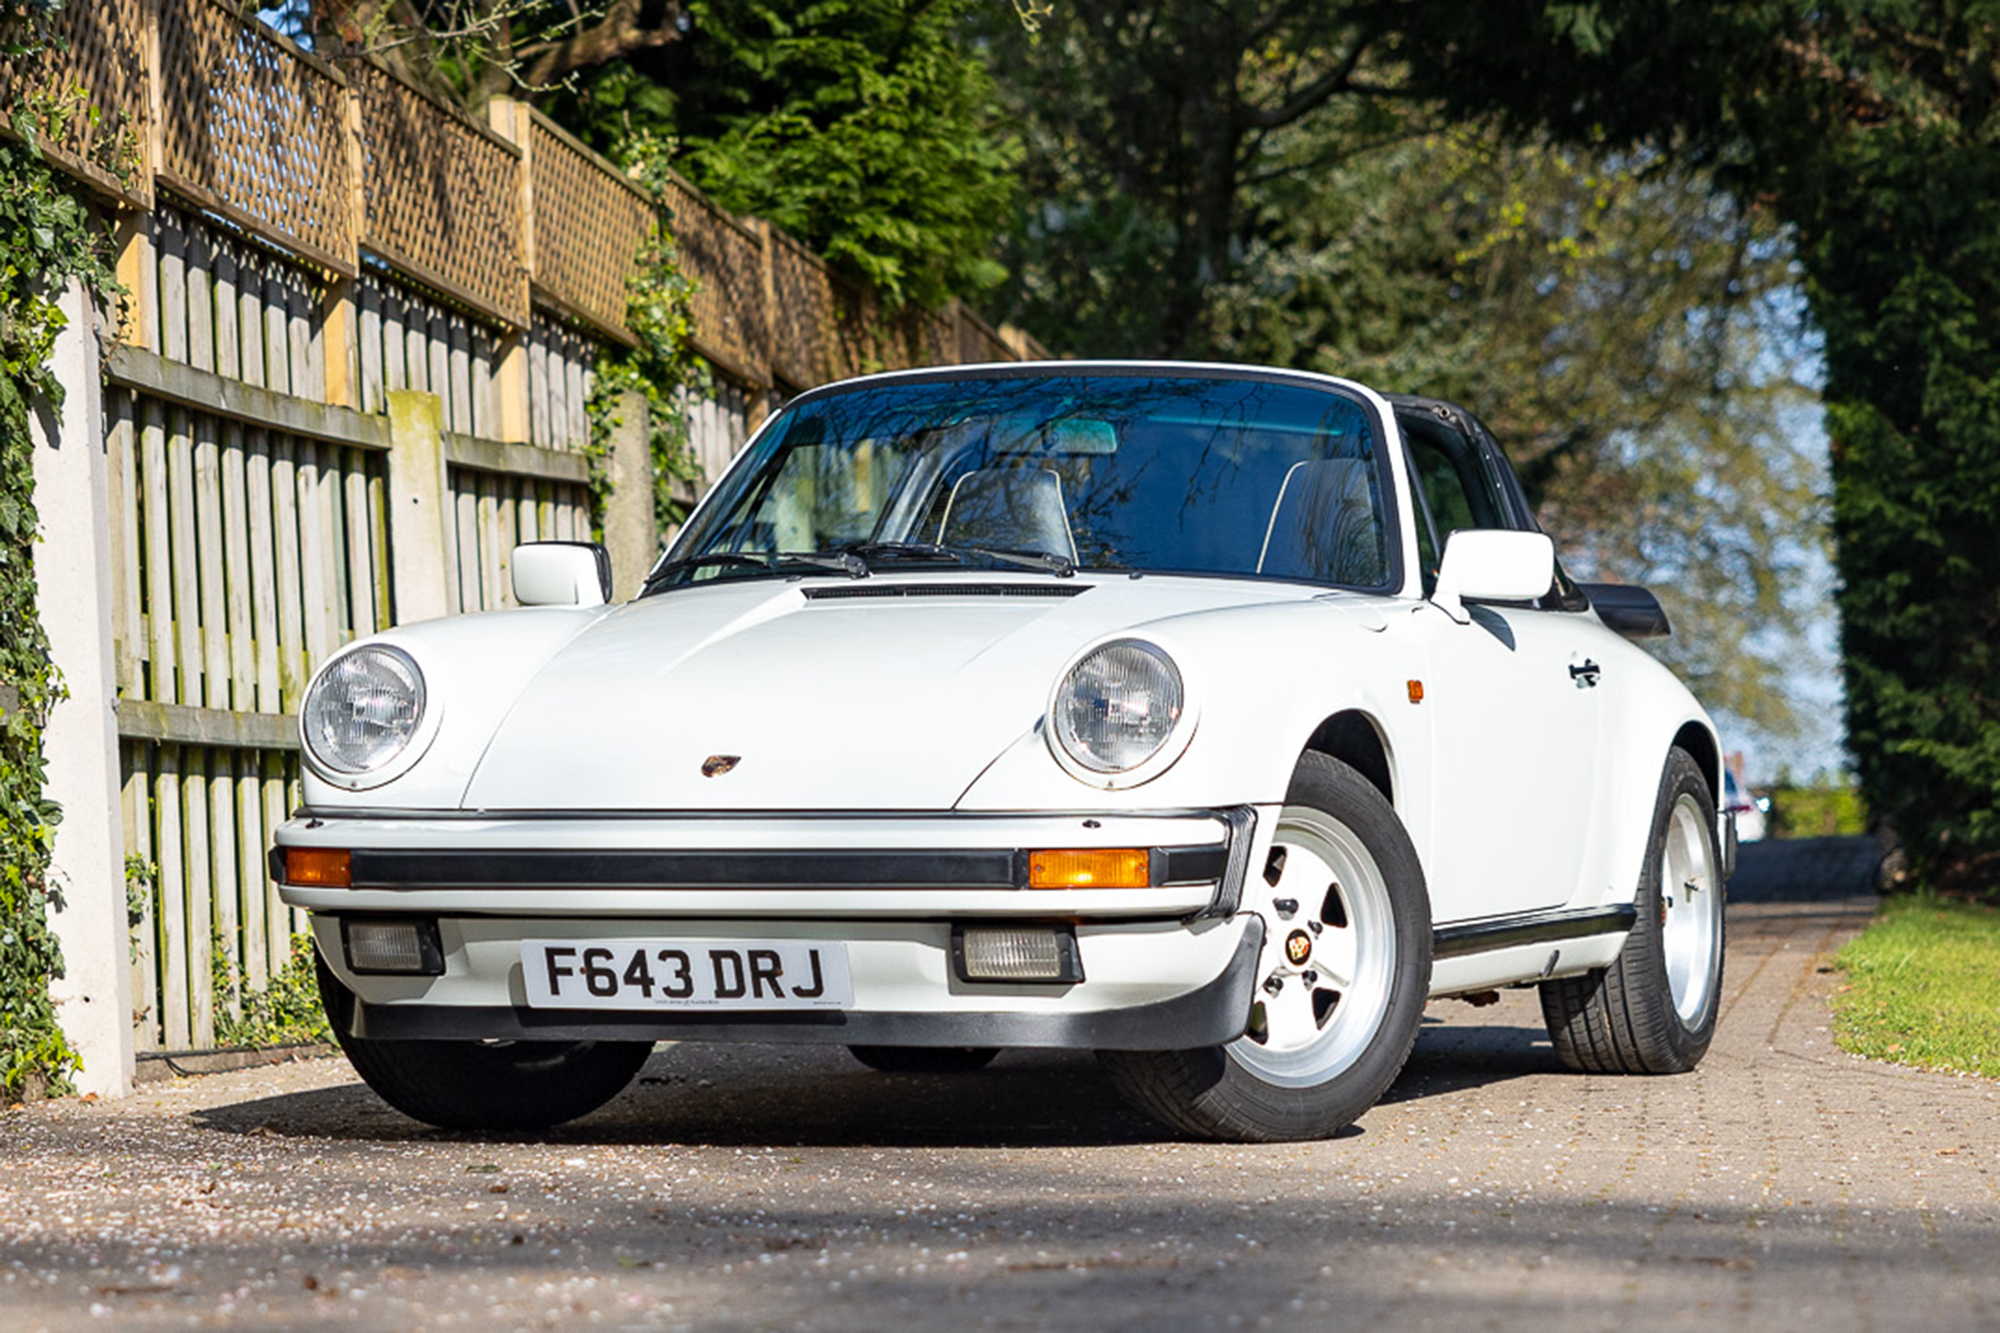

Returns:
1832,894,2000,1079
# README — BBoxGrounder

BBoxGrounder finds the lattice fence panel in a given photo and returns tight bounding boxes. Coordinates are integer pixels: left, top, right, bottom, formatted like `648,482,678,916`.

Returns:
0,0,150,204
954,307,1016,366
356,61,525,327
528,112,655,346
662,170,768,384
767,228,840,389
156,0,352,273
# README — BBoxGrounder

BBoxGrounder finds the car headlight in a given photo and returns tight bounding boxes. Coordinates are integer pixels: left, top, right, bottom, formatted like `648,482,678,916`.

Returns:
1052,639,1184,774
302,645,426,775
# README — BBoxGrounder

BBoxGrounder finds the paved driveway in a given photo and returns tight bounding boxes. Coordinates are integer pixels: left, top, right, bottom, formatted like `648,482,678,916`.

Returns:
3,836,1995,1330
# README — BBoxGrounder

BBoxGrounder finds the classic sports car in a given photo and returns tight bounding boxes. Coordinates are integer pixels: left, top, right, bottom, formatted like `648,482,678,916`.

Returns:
274,362,1730,1143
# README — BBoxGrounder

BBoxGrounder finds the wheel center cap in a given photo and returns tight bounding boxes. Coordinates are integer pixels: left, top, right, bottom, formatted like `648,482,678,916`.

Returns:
1284,929,1313,967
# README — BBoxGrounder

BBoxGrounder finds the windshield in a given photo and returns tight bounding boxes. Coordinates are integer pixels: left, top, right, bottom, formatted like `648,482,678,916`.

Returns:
649,371,1393,592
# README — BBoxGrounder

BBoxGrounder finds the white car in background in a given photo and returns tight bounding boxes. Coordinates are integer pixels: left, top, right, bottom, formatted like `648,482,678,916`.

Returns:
1725,771,1768,843
274,363,1730,1143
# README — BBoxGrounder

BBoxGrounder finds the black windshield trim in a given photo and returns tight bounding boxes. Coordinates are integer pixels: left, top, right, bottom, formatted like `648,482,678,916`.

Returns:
658,364,1404,598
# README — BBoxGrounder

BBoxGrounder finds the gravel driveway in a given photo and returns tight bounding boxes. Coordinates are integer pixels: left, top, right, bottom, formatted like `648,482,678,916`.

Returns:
4,835,1995,1331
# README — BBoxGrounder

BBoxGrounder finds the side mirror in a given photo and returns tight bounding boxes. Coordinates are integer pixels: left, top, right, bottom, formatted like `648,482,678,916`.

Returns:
512,541,612,608
1432,529,1554,624
1581,582,1671,639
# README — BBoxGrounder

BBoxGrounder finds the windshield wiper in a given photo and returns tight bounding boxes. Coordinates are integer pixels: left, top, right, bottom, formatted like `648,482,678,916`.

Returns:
642,550,867,593
839,540,1075,578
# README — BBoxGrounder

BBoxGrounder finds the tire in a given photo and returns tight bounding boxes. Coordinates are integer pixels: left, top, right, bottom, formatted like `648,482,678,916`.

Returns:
316,956,653,1131
1099,753,1432,1142
847,1045,1000,1074
1539,747,1726,1074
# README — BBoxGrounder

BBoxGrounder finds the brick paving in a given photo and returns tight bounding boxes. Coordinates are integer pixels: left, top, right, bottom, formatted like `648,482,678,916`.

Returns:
2,834,1995,1330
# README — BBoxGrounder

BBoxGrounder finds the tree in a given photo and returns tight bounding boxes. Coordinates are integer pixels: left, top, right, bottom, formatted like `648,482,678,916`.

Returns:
981,1,1406,355
1382,2,2000,892
1206,123,1828,740
548,0,1018,308
983,8,1830,756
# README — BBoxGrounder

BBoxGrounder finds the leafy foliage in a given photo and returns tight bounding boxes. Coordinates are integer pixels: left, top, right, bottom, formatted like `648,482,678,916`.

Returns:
1208,126,1829,741
212,933,332,1049
1381,2,2000,894
0,3,119,1100
550,0,1018,308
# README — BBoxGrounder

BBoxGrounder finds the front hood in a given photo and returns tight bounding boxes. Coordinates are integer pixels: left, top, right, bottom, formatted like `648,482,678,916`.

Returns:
461,574,1302,810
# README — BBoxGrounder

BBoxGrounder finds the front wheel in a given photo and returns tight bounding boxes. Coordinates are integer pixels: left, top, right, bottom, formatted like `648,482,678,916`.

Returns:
1100,753,1432,1142
1539,747,1726,1073
317,956,653,1130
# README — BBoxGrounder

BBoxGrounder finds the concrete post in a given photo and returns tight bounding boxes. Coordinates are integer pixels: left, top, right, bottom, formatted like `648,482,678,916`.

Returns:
385,390,453,624
32,279,135,1099
601,390,658,600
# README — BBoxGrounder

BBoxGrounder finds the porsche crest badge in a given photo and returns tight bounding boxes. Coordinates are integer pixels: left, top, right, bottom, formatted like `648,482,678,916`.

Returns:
700,754,742,778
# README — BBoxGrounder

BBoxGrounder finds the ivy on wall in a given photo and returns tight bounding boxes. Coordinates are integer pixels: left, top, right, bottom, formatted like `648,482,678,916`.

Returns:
0,4,119,1100
584,132,707,540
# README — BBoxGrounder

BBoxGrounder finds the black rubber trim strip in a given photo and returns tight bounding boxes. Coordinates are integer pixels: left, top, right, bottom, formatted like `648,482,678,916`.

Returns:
336,918,1265,1051
1198,806,1260,918
1432,904,1638,960
338,843,1232,891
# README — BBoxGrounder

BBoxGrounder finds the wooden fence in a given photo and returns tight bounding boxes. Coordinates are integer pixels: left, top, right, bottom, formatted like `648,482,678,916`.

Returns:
15,0,1044,1058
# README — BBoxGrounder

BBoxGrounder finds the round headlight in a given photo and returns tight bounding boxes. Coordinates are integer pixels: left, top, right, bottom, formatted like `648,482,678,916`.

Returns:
303,645,426,775
1053,640,1184,773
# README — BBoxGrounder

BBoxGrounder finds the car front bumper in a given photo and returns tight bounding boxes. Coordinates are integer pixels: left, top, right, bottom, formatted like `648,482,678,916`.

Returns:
279,806,1273,1051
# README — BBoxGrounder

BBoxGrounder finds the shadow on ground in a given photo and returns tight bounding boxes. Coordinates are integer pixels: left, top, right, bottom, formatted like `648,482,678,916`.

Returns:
187,837,1882,1150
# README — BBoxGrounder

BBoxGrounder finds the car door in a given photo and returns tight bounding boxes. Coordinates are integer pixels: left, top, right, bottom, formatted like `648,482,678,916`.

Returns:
1391,399,1607,923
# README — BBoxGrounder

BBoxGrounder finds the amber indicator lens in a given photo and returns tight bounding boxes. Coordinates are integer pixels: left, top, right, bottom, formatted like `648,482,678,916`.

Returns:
1028,848,1150,889
285,847,352,887
1407,679,1425,704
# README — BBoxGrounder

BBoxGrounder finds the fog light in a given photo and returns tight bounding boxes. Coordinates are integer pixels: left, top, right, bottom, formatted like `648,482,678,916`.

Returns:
342,917,445,975
1028,848,1150,889
953,926,1084,984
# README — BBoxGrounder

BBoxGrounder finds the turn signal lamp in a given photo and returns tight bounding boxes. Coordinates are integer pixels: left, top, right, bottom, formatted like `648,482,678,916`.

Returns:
1028,848,1150,889
284,847,352,887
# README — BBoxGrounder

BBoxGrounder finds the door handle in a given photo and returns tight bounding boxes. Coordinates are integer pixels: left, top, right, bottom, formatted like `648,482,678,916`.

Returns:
1569,660,1601,688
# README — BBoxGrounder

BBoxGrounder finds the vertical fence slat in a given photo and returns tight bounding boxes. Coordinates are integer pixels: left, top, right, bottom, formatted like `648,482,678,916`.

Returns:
108,390,144,696
193,412,228,708
207,754,240,1025
359,280,384,413
156,746,188,1048
455,478,481,612
237,248,266,390
296,442,331,668
270,438,306,710
262,754,292,974
214,240,241,382
219,422,254,711
122,746,158,1052
185,223,214,374
237,757,269,991
166,407,202,708
449,320,472,435
182,750,213,1048
477,475,504,609
245,429,282,713
159,213,187,365
345,452,376,637
141,398,174,704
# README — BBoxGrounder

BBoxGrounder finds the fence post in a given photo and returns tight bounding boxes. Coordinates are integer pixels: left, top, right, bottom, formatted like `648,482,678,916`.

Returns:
385,390,453,624
602,390,656,599
33,280,135,1099
488,95,534,445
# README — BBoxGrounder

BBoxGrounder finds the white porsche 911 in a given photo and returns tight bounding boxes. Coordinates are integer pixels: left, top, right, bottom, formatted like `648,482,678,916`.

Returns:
273,362,1730,1142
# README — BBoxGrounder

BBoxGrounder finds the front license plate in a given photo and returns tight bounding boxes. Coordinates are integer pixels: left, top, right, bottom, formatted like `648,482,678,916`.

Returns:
521,939,853,1011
